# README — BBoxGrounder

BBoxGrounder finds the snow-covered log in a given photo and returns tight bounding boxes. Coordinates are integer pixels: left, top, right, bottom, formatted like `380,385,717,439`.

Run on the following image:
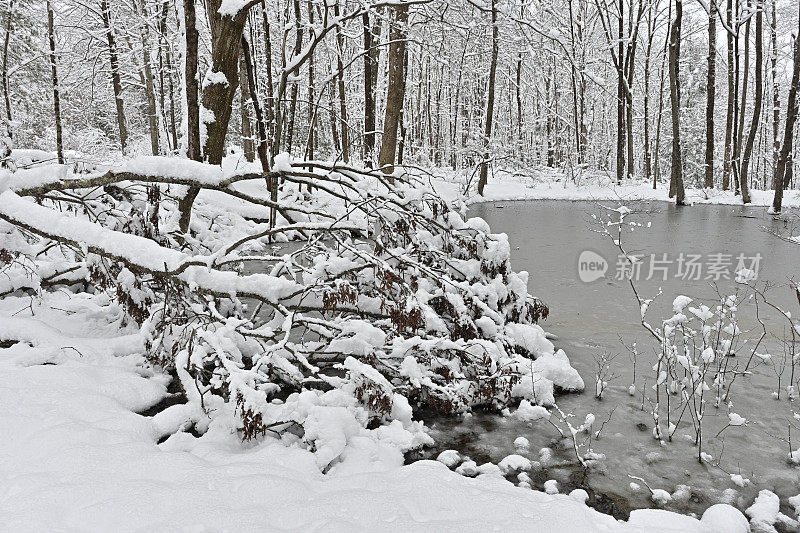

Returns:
0,155,581,457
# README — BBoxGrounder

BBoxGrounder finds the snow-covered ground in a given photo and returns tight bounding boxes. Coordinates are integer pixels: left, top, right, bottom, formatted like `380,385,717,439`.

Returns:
429,165,800,209
2,153,789,532
0,291,742,532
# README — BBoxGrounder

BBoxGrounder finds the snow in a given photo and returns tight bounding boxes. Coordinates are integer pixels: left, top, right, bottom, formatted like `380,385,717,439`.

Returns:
436,449,461,468
430,165,800,210
790,494,800,519
498,454,532,474
672,295,693,313
730,474,749,487
651,489,673,506
543,479,559,494
1,153,778,532
202,69,228,87
217,0,249,17
745,490,780,532
728,413,746,426
273,152,294,172
120,156,225,184
506,399,550,422
0,296,723,532
569,488,589,503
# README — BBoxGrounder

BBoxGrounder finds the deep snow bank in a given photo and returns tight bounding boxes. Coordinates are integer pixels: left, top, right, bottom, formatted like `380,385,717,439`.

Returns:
0,293,726,533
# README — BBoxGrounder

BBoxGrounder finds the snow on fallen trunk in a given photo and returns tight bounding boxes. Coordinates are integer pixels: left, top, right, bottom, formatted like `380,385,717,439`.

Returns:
0,155,583,474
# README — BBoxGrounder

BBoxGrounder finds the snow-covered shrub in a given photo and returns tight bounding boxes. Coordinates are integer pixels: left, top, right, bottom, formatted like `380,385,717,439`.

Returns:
0,155,582,466
596,203,800,466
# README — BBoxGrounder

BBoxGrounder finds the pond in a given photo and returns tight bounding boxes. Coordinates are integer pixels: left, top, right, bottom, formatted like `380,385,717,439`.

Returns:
421,200,800,520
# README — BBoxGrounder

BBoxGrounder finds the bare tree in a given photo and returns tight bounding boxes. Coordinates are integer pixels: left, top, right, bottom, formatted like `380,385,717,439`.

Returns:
378,4,409,177
177,0,202,233
478,0,499,196
721,0,733,190
46,0,64,164
100,0,129,154
2,0,12,129
362,11,378,166
135,0,160,155
200,0,256,165
238,53,255,163
740,0,763,204
704,0,717,189
668,0,685,204
772,0,800,213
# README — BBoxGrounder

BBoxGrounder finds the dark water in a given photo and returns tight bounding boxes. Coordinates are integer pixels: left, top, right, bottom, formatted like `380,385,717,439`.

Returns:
424,200,800,519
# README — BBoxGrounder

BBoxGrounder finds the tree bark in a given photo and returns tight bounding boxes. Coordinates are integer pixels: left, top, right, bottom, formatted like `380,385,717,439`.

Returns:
100,0,129,154
178,0,202,233
136,0,160,155
477,0,499,196
2,0,13,129
616,0,625,184
184,0,201,162
668,0,685,204
722,0,735,190
334,1,349,163
241,37,269,171
46,0,64,164
238,53,255,162
740,0,762,204
377,4,409,177
772,0,800,212
260,4,276,158
704,0,717,188
733,0,751,194
284,0,303,155
770,0,780,176
200,0,253,166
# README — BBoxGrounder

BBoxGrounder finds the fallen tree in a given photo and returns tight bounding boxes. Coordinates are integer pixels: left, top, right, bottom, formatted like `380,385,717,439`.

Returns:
0,155,582,469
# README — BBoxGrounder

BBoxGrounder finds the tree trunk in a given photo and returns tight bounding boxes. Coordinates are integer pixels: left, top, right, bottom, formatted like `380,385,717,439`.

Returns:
734,0,751,194
284,0,303,155
334,1,349,163
362,12,376,165
772,0,800,213
668,0,685,204
740,0,762,204
260,4,276,158
770,0,780,176
184,0,201,162
46,1,64,164
545,70,554,167
100,0,129,154
722,0,735,190
137,0,160,156
377,4,409,177
477,0,499,196
2,0,13,128
397,46,409,165
643,3,655,185
238,53,255,162
178,0,202,233
516,51,524,159
160,1,179,151
200,1,253,166
241,37,269,171
567,0,582,163
616,0,625,184
704,0,717,188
